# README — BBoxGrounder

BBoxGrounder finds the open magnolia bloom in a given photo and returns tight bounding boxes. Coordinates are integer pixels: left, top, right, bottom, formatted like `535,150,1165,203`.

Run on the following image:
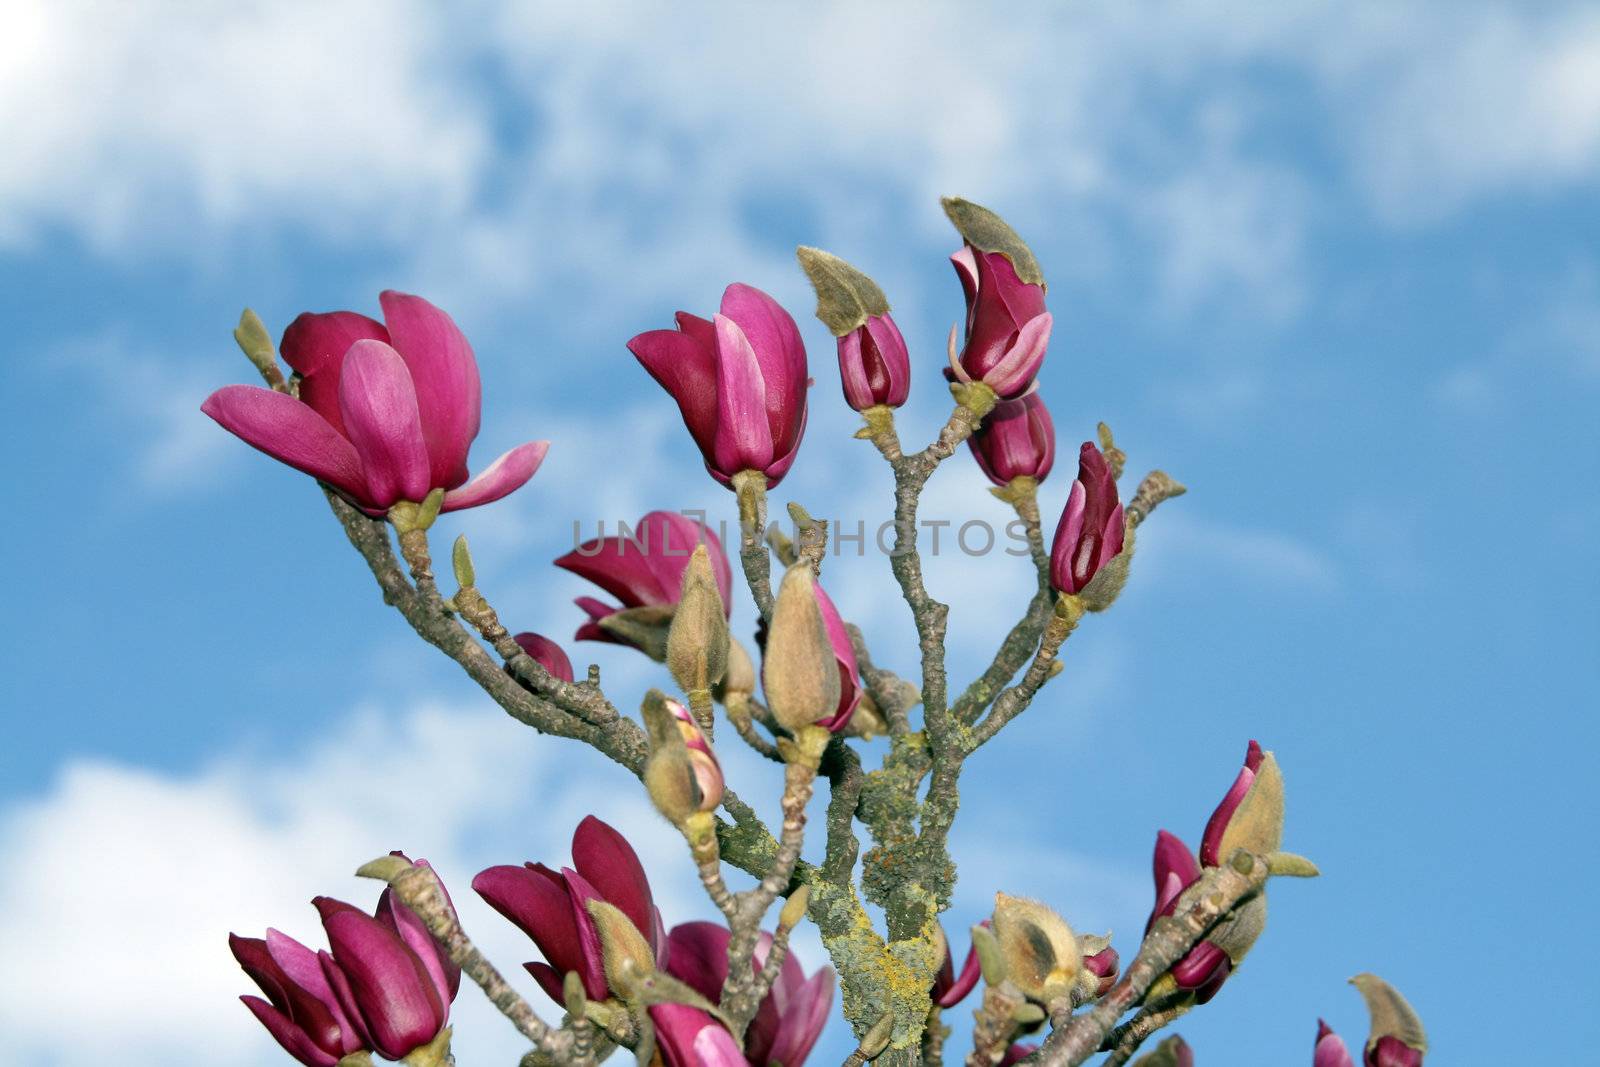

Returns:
629,282,809,488
203,291,547,516
556,510,734,659
472,816,667,1005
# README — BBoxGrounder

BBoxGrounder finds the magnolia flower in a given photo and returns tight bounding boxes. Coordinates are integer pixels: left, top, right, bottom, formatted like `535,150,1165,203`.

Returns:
968,392,1056,486
629,283,809,487
660,921,834,1067
948,243,1052,399
512,632,575,683
1315,1019,1357,1067
472,816,666,1004
1146,741,1282,1004
1083,944,1121,996
203,291,547,516
1049,442,1125,595
555,510,733,657
838,312,911,411
231,855,459,1065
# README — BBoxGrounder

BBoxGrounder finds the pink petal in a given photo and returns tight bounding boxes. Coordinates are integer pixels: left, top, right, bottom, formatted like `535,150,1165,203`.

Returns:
762,399,809,488
1315,1020,1356,1067
279,310,390,436
571,816,656,950
379,291,481,490
240,995,342,1067
440,440,548,512
376,858,461,1004
629,324,720,456
720,283,807,447
319,906,444,1058
1200,741,1263,867
711,313,774,476
559,866,610,998
556,535,674,610
1148,830,1202,930
767,965,834,1067
982,311,1052,398
202,385,367,501
1050,480,1089,593
472,865,593,999
950,246,980,327
513,632,575,682
937,938,983,1008
813,583,861,730
264,929,362,1047
864,313,911,408
338,340,432,509
523,961,565,1005
650,1004,743,1067
661,920,732,1003
836,328,875,411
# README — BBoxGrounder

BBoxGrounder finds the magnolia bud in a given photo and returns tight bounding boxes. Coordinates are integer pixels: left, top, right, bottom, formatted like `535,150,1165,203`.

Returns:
585,899,655,1002
715,637,758,706
666,545,730,693
1350,973,1427,1067
1130,1035,1194,1067
641,690,723,825
991,892,1080,1005
1214,749,1285,863
763,563,841,734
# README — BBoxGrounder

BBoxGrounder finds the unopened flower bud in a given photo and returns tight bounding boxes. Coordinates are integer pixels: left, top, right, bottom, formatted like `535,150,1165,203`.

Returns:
1200,741,1284,867
943,197,1052,399
666,544,730,693
1050,442,1126,598
779,884,811,930
990,892,1080,1005
797,246,911,413
585,899,656,1002
1079,935,1119,997
763,564,842,734
969,393,1055,486
512,632,575,683
1349,974,1426,1067
642,691,724,824
716,637,757,706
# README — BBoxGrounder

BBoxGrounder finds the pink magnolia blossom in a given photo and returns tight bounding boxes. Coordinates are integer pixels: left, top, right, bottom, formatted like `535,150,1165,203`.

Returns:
512,632,575,683
948,244,1052,398
555,510,734,651
659,920,834,1067
1049,442,1125,595
629,283,809,487
202,291,547,516
968,392,1056,486
231,855,458,1065
1315,1019,1357,1067
472,816,667,1004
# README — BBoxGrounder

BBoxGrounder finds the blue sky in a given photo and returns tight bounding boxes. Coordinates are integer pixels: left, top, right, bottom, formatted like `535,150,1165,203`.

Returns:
2,2,1597,1064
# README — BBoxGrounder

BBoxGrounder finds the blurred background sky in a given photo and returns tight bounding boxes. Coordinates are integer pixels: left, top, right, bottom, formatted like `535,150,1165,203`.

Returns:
2,2,1597,1064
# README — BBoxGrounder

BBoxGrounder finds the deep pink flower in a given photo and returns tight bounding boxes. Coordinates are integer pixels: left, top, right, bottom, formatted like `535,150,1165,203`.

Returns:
1315,1020,1357,1067
231,855,457,1065
202,291,547,515
650,1002,749,1066
1049,442,1125,595
838,312,911,411
231,930,370,1066
968,393,1056,486
1367,1036,1424,1067
932,922,983,1009
555,510,734,651
473,816,666,1004
662,921,833,1067
948,244,1052,398
512,632,575,683
629,283,809,487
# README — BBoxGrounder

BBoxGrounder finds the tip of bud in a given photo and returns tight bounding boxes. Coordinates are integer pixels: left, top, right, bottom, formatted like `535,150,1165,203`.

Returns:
779,884,812,929
939,196,1045,287
451,534,475,589
796,245,890,336
356,855,414,883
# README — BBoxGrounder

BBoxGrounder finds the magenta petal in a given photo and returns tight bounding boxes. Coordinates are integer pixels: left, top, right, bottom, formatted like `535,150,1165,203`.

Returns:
241,995,342,1067
813,583,861,731
761,398,808,487
629,325,720,456
938,939,983,1008
662,920,731,1003
473,865,590,996
280,310,390,435
321,907,444,1058
559,867,609,998
440,440,548,512
711,313,774,476
983,311,1052,397
1171,940,1230,991
378,291,481,490
376,860,460,1006
635,511,710,611
513,632,575,682
1368,1035,1425,1067
571,816,656,949
837,329,874,411
1200,740,1263,867
524,961,566,1005
263,929,361,1050
768,965,834,1067
1148,830,1202,930
338,339,432,509
865,314,911,408
1050,480,1089,592
651,1004,744,1067
1315,1020,1357,1067
202,385,367,500
720,283,807,440
317,950,374,1049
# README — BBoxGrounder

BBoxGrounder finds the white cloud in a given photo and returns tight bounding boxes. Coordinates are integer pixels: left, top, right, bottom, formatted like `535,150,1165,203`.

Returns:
0,701,719,1066
1139,511,1340,594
